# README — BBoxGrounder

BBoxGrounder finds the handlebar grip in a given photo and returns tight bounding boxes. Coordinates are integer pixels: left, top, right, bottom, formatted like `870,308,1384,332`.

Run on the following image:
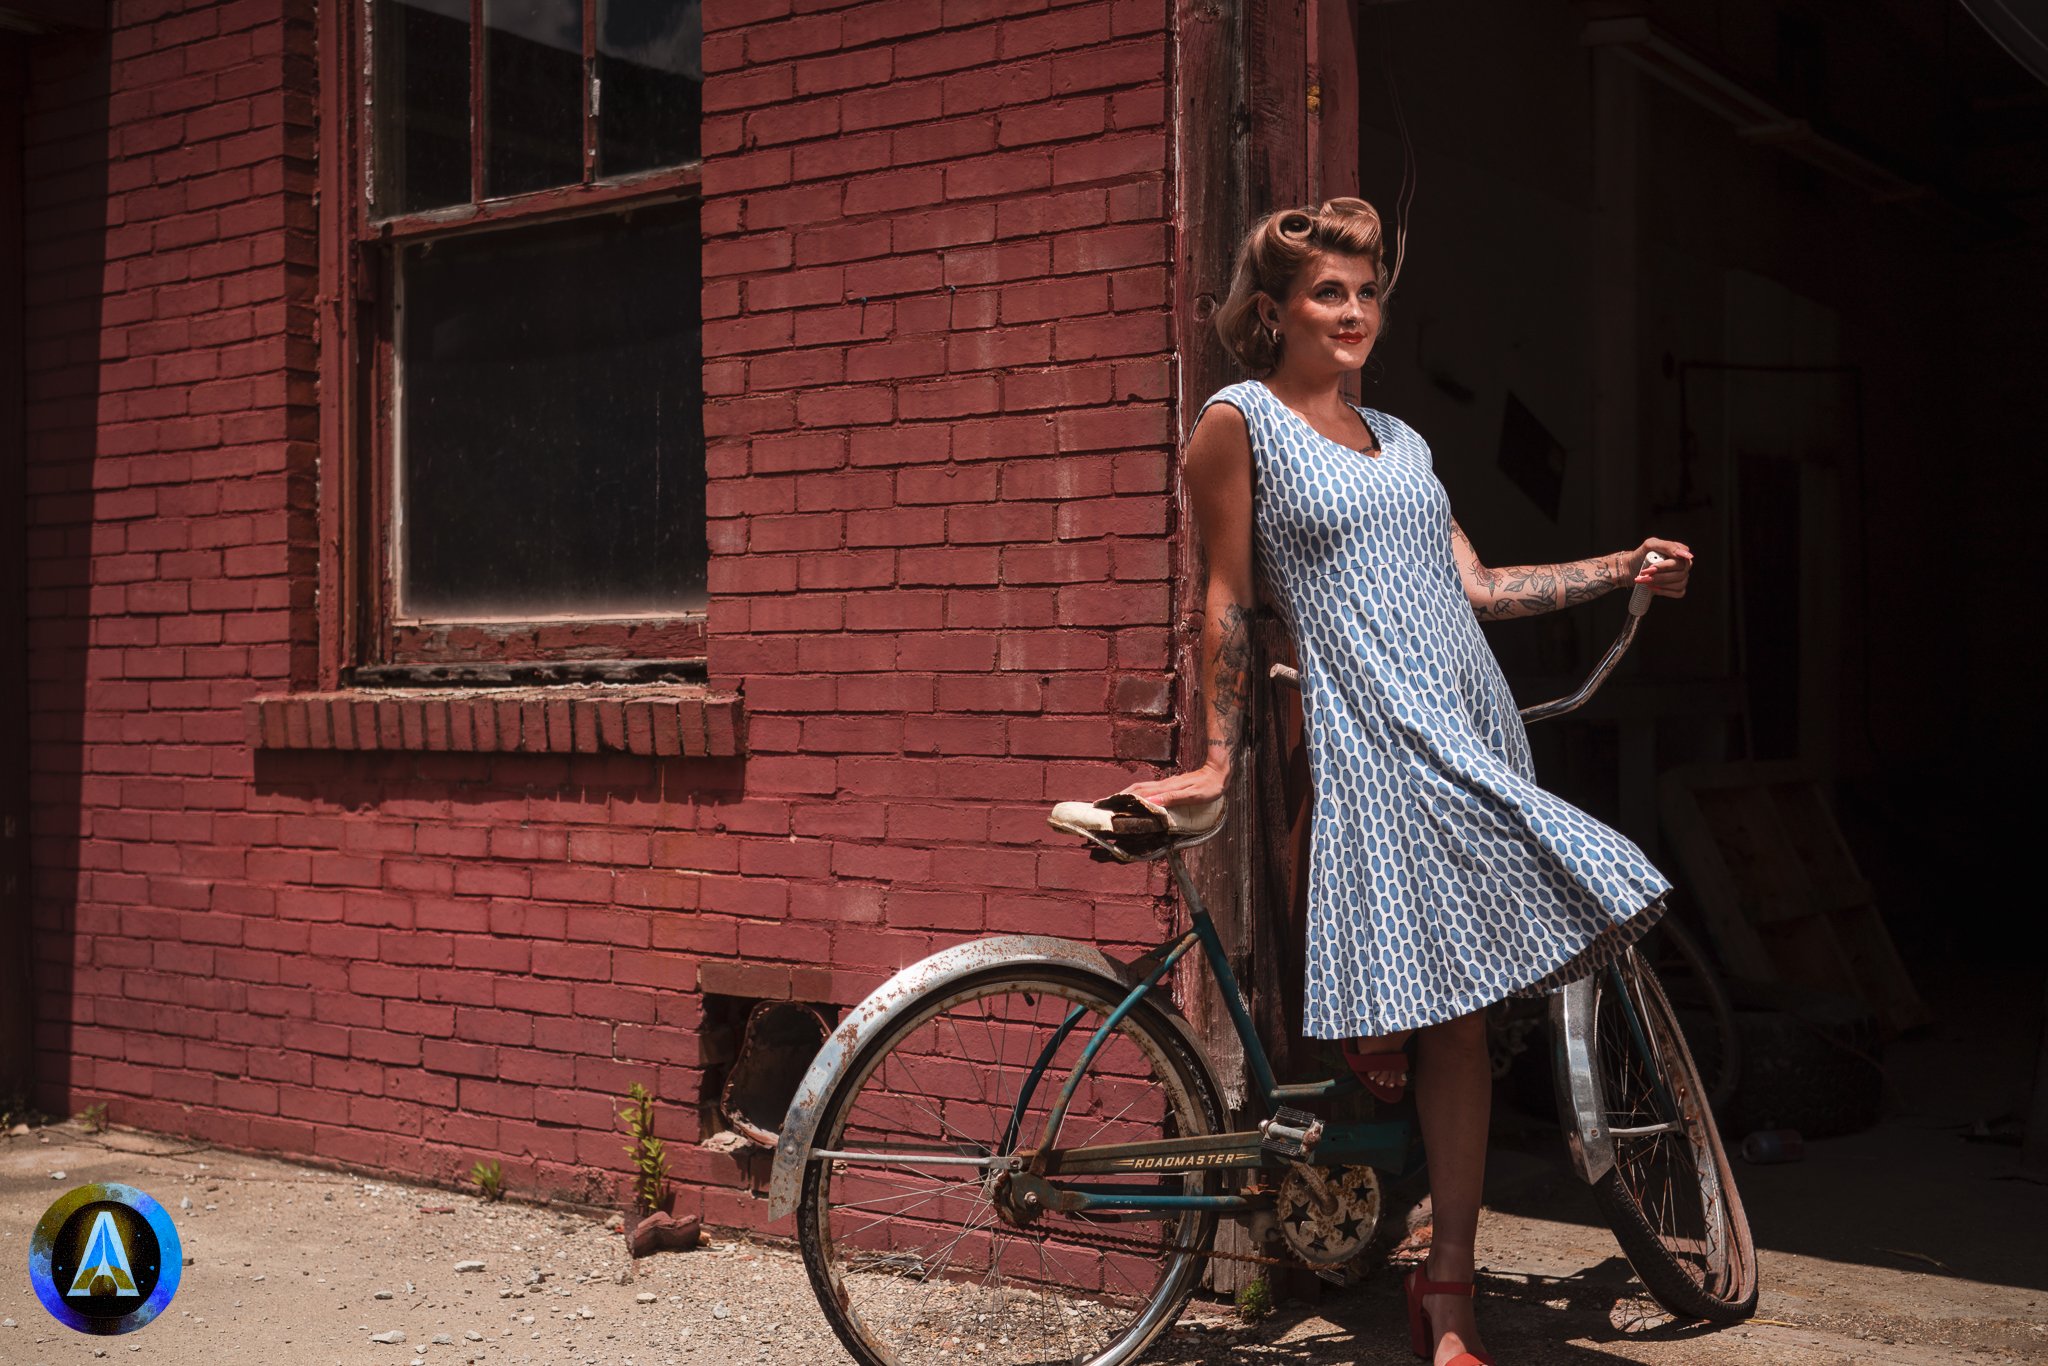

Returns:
1627,549,1664,617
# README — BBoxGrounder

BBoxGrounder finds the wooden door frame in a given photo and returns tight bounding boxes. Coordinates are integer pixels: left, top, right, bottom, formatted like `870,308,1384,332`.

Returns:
1170,0,1362,1098
1170,0,1363,1292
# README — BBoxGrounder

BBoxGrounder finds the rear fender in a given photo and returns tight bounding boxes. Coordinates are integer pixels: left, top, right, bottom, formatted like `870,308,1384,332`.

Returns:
765,934,1207,1221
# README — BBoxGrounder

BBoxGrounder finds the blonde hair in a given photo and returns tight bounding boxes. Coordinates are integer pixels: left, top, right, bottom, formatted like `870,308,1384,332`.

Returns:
1214,197,1396,376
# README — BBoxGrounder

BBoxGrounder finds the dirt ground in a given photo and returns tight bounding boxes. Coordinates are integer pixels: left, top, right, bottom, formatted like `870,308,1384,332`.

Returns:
3,965,2045,1365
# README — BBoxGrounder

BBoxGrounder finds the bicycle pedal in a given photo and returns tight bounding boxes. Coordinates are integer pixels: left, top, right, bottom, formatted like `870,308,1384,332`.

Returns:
1258,1107,1324,1160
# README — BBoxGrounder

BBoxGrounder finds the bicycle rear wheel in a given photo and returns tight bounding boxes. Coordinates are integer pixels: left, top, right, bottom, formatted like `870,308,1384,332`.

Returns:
797,965,1223,1366
1589,948,1759,1322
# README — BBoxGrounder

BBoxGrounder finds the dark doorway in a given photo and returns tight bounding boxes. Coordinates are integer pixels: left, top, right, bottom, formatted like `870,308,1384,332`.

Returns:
0,32,32,1103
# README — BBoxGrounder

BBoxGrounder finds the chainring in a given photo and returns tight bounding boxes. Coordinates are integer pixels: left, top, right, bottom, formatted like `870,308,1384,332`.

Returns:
1275,1163,1383,1266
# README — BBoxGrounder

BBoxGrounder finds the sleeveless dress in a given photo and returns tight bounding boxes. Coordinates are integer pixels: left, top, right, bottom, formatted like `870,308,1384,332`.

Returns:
1197,379,1672,1038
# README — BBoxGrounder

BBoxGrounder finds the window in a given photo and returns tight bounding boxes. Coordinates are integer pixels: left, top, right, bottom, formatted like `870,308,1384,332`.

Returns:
345,0,706,676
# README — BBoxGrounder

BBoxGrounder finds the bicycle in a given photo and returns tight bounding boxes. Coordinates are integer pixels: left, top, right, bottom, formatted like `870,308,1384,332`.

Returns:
767,554,1758,1366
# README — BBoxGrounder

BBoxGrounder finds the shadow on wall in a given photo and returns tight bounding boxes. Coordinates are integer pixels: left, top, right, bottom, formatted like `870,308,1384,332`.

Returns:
23,28,109,1119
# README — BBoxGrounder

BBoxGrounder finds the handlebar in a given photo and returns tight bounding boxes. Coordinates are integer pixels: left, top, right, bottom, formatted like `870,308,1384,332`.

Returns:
1626,548,1662,618
1268,550,1663,726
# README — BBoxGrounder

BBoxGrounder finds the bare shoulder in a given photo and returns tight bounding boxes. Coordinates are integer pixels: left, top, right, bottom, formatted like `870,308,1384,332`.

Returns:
1193,390,1251,433
1185,391,1252,481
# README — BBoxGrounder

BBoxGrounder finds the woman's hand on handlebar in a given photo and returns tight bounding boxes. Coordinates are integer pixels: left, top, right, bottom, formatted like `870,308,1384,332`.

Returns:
1630,537,1694,597
1122,757,1230,809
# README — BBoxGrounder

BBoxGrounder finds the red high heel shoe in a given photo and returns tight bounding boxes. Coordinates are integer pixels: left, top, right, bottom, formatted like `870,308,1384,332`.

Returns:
1405,1266,1494,1365
1338,1041,1410,1103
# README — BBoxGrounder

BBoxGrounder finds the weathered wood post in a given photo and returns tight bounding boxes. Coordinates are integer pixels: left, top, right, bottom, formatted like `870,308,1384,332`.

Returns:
1170,0,1363,1292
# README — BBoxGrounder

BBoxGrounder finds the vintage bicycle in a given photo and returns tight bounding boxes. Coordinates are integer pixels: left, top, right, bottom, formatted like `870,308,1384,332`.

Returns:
767,553,1758,1366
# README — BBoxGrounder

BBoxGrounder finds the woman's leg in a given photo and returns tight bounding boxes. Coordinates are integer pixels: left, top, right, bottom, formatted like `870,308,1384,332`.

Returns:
1414,1008,1492,1364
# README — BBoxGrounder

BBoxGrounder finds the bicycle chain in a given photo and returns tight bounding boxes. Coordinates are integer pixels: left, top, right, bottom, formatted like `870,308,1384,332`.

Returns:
1022,1216,1303,1270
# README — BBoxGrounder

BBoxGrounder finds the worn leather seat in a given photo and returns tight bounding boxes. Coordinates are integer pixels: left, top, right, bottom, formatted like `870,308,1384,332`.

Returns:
1047,791,1227,862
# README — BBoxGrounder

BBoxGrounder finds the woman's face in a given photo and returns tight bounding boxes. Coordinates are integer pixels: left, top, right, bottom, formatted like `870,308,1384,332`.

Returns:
1257,251,1381,374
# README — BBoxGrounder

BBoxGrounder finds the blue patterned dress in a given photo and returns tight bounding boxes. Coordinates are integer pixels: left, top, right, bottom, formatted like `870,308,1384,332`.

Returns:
1198,379,1671,1037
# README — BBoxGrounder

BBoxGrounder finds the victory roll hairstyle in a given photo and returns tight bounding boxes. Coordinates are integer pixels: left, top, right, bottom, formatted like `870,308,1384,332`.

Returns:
1214,197,1398,376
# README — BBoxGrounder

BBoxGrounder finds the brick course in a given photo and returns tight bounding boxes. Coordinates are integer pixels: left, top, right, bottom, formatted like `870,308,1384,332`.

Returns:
24,0,1178,1234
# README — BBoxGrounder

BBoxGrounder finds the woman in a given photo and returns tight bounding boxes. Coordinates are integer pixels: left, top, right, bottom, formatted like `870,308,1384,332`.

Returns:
1123,198,1692,1366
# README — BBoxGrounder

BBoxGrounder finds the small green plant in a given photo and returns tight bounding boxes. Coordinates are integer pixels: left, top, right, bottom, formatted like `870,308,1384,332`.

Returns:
619,1081,669,1214
1234,1273,1274,1324
76,1102,109,1134
469,1159,504,1202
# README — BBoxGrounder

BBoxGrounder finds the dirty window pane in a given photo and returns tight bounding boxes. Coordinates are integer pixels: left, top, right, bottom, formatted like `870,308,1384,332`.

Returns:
483,0,585,197
598,0,701,175
397,204,706,618
372,0,472,214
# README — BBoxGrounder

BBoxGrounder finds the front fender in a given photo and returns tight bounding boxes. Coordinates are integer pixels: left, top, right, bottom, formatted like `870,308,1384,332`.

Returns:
1549,972,1616,1185
765,934,1202,1222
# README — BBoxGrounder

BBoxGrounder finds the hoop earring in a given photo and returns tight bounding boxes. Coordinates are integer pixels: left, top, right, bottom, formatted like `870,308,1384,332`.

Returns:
1266,326,1281,347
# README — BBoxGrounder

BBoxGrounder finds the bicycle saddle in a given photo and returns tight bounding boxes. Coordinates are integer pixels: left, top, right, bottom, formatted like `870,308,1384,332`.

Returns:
1047,791,1226,862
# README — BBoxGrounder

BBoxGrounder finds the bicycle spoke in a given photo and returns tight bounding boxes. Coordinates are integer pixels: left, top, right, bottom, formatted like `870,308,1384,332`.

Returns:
803,971,1216,1366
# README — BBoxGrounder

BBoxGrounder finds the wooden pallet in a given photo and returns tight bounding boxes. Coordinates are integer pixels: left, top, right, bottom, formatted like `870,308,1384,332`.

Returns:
1659,761,1930,1036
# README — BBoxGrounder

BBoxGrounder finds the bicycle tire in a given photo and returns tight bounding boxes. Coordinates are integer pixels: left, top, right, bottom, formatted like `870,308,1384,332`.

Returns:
1588,949,1759,1323
797,965,1224,1366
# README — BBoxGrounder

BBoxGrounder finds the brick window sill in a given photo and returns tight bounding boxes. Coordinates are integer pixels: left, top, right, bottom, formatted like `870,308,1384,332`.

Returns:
245,684,744,756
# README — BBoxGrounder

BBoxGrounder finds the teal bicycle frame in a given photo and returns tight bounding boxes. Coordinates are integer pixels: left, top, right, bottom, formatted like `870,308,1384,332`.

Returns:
995,851,1416,1217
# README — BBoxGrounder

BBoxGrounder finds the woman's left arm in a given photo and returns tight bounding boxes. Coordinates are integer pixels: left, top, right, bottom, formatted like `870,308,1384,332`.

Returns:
1448,519,1693,620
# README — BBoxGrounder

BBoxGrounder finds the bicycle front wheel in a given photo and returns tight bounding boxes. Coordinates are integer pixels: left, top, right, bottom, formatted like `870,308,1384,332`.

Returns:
797,965,1224,1366
1589,947,1759,1322
1637,912,1741,1113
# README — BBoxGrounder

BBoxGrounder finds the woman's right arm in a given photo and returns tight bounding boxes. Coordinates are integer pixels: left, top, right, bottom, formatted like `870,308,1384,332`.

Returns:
1122,401,1256,809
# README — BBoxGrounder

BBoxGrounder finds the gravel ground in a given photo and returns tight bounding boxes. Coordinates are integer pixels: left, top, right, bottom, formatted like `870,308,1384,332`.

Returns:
5,966,2042,1365
3,1111,2044,1366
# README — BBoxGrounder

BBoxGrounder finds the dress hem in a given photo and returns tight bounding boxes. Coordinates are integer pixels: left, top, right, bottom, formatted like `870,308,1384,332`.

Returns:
1300,891,1672,1039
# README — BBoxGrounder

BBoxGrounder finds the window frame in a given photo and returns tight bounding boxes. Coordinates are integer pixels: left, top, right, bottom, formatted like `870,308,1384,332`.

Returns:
317,0,707,685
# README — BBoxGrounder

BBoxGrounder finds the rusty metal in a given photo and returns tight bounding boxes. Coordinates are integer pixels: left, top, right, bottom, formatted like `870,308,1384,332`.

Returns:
764,934,1213,1223
1257,1107,1323,1160
1275,1164,1381,1268
720,999,830,1148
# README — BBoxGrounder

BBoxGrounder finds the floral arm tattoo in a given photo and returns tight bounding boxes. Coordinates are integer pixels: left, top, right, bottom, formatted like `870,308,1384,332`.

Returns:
1450,519,1631,620
1205,601,1254,763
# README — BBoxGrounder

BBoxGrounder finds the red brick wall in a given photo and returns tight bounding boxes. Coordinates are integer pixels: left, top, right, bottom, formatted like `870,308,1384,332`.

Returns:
26,0,1179,1233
